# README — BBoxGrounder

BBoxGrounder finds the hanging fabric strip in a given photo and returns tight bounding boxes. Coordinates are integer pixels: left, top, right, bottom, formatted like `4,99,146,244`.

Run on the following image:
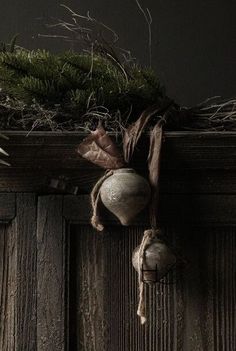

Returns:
147,123,163,228
123,105,162,163
123,99,173,163
136,124,163,324
90,169,114,231
137,228,161,324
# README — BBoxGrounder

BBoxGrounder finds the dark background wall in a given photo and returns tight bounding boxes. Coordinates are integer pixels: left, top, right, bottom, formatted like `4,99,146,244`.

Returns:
0,0,235,106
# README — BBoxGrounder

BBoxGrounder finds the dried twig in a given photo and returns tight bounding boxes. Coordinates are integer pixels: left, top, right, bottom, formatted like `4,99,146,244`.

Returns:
135,0,152,67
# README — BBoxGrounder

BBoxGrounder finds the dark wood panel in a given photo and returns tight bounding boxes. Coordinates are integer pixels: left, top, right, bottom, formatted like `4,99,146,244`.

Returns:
63,194,236,226
37,196,67,351
69,226,111,350
179,227,236,351
70,225,236,351
1,169,236,195
1,131,236,171
15,194,37,350
0,193,15,222
0,194,37,350
1,131,236,193
0,224,17,350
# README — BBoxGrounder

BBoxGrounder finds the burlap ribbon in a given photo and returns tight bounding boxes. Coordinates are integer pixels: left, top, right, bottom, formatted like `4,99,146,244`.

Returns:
78,106,167,324
77,123,125,231
123,109,164,325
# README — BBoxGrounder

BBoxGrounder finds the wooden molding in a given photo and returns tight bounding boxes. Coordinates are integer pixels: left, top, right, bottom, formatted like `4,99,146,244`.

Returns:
0,131,236,193
0,193,16,222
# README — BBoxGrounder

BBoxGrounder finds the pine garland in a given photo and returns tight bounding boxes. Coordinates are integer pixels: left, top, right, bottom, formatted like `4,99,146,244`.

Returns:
0,46,166,130
0,37,235,132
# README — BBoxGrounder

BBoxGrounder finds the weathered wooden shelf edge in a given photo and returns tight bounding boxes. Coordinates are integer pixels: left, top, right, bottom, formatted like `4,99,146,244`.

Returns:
2,130,236,167
0,131,236,193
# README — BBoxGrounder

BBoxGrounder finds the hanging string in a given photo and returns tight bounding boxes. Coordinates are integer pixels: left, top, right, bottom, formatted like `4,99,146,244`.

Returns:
137,228,161,324
148,123,163,228
136,123,163,324
90,169,114,231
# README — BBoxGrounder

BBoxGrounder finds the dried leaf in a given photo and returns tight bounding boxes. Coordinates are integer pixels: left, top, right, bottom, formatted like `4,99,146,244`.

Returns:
91,125,121,157
77,124,125,169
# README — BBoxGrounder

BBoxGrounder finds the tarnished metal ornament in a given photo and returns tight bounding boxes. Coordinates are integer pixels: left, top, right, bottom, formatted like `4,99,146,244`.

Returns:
100,168,151,225
132,238,176,283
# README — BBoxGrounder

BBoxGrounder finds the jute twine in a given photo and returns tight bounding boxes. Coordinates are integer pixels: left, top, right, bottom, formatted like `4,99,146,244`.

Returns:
137,228,160,324
90,170,114,231
136,123,163,324
88,115,164,325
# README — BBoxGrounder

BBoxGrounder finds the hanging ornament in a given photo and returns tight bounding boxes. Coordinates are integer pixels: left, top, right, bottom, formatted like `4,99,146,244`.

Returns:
132,229,176,284
100,168,150,225
77,123,151,230
123,112,177,325
132,229,176,324
77,103,178,325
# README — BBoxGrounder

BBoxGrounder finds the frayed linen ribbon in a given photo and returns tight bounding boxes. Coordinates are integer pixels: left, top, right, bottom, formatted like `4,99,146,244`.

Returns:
90,170,114,231
137,229,160,324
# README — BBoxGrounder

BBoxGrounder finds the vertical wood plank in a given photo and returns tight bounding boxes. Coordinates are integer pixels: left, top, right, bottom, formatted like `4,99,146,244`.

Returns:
15,194,37,351
37,195,66,351
0,224,17,350
73,226,110,351
0,194,37,351
71,224,236,351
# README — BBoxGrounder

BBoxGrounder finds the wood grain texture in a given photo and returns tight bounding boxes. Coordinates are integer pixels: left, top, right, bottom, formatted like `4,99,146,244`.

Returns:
15,194,37,351
37,195,67,351
64,194,236,226
0,131,234,351
70,225,236,351
1,131,236,170
0,194,37,350
0,193,15,222
69,226,110,351
2,168,236,195
0,224,17,350
1,131,236,193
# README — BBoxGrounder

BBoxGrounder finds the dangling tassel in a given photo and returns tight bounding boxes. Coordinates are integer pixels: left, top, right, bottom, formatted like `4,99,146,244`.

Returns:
137,229,161,324
136,123,164,324
90,170,114,231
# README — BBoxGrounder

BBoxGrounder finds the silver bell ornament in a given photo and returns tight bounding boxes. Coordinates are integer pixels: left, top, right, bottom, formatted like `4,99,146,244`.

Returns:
132,232,176,284
100,168,151,225
77,125,151,230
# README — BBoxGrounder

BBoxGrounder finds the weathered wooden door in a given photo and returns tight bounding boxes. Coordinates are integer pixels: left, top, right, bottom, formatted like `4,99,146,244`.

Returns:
0,132,235,350
0,194,67,351
0,193,235,350
66,198,236,351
